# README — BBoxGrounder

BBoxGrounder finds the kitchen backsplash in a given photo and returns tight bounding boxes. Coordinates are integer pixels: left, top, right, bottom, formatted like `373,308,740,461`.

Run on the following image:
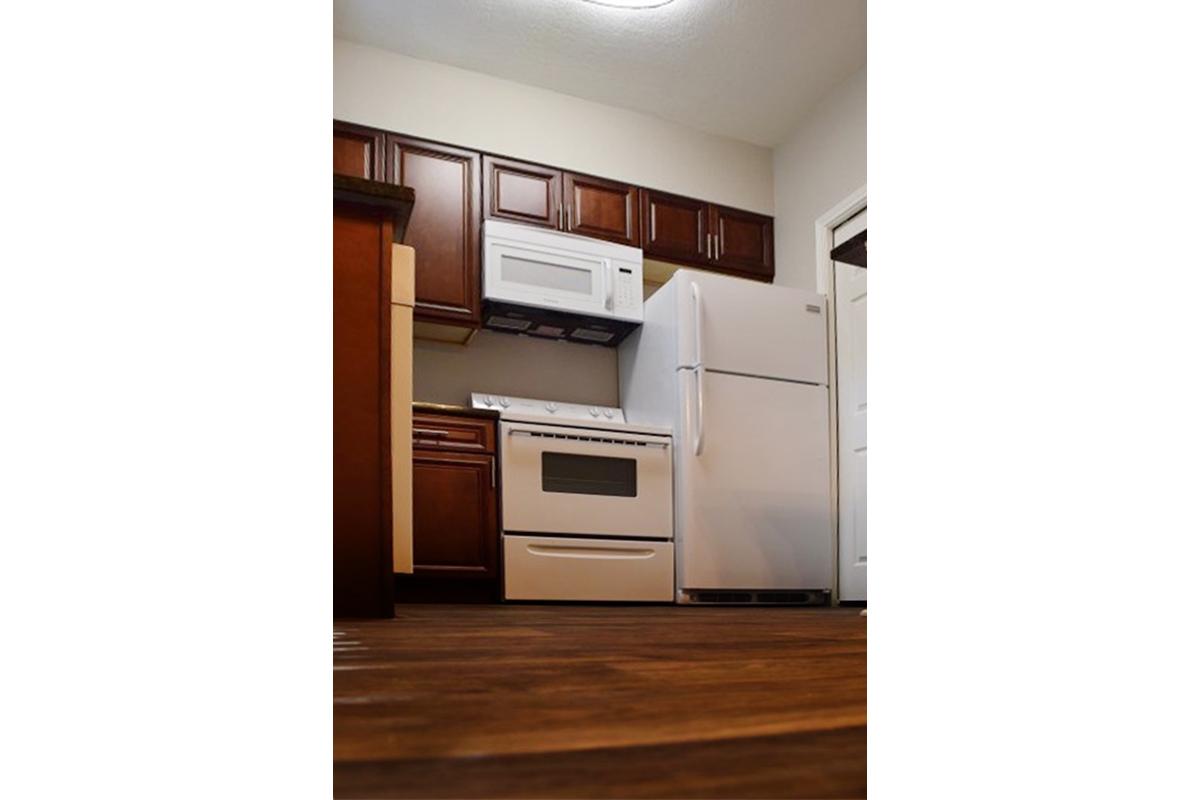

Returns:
413,330,619,407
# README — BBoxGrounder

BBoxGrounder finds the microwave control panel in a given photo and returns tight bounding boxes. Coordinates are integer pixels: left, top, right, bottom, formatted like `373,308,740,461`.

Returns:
613,266,640,317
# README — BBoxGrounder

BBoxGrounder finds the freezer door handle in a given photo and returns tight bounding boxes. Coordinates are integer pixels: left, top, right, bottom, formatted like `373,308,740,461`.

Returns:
690,280,705,457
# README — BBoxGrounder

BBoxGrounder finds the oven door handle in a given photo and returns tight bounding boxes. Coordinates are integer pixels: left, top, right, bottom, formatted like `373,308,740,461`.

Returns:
507,427,669,449
527,543,656,560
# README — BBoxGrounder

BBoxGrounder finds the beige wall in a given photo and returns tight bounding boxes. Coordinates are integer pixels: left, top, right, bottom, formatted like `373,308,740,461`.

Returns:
336,39,777,406
772,66,867,293
413,331,617,407
334,39,774,214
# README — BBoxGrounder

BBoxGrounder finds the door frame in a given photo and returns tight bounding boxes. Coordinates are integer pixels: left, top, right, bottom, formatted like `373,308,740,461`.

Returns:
814,185,867,604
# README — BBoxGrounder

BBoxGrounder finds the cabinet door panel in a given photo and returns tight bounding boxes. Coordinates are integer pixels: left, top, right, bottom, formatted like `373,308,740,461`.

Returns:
564,172,640,246
640,189,708,266
412,450,498,580
386,136,481,326
333,121,384,180
712,205,774,281
484,155,562,229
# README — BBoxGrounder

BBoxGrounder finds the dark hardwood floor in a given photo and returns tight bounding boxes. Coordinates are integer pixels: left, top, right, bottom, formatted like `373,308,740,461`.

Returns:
334,604,866,798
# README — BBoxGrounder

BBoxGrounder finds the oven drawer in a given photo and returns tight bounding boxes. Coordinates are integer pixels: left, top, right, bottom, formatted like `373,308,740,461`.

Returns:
413,413,495,453
503,535,674,602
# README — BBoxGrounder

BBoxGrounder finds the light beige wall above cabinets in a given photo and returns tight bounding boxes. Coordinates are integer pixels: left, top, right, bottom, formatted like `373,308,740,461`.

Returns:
334,39,775,216
772,66,866,293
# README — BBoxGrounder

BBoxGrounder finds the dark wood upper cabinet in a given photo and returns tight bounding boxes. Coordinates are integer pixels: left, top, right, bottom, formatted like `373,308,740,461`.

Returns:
564,172,640,247
639,189,774,282
336,121,778,315
711,204,774,279
640,189,709,266
483,155,562,230
412,448,498,581
333,121,384,181
385,135,481,326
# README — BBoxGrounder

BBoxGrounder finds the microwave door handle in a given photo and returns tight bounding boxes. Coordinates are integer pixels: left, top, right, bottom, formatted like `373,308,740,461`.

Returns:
604,261,614,311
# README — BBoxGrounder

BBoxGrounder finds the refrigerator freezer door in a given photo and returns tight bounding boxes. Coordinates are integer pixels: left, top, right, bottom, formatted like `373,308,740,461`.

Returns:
676,369,833,591
674,270,828,385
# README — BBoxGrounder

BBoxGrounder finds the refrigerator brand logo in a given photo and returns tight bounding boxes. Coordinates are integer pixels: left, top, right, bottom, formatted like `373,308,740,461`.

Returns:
806,304,822,313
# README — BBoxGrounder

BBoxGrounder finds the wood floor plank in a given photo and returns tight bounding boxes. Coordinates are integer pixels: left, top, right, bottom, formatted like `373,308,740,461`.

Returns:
334,604,866,798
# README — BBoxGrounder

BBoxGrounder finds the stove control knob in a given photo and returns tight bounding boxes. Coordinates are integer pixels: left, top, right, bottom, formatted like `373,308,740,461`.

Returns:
546,402,558,413
588,406,600,417
603,409,614,419
498,397,511,408
482,395,494,407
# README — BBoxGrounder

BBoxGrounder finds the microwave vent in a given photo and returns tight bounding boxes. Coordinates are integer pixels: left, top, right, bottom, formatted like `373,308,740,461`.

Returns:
570,328,614,343
487,315,532,332
530,324,565,338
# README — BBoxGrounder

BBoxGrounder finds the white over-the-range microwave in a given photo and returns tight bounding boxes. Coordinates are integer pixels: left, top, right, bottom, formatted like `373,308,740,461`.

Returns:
482,219,644,346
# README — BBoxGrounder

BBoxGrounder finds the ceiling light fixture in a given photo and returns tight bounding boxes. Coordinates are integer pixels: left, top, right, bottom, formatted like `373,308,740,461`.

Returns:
579,0,677,9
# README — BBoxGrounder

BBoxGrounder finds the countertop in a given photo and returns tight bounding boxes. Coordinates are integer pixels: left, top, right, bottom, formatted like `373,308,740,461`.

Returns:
412,401,500,420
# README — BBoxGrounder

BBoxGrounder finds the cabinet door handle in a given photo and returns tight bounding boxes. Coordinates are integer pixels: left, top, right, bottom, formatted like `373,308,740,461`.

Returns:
710,232,718,260
413,428,449,438
566,204,572,230
558,205,564,229
490,457,496,488
705,233,712,259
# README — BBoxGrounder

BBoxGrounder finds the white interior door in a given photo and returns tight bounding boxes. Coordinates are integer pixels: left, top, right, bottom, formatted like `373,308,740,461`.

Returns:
676,369,832,591
835,261,867,601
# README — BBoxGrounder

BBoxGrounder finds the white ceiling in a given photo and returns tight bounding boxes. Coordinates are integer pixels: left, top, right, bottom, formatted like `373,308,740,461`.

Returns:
333,0,866,147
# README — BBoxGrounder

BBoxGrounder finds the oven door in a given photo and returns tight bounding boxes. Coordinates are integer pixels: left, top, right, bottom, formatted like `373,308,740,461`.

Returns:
500,422,673,539
484,235,612,318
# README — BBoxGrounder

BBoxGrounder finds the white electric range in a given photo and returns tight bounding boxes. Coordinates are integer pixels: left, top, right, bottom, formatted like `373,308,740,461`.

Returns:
471,393,674,602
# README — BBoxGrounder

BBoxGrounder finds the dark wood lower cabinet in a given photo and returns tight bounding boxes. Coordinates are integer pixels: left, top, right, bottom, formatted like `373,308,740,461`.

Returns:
399,412,500,602
333,200,394,619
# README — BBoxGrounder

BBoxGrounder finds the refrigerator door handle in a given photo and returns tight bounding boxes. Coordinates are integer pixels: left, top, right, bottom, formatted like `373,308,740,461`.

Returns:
690,280,703,367
693,365,705,457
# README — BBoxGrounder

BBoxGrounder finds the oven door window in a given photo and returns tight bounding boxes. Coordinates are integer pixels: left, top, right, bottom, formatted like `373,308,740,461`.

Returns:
541,452,637,497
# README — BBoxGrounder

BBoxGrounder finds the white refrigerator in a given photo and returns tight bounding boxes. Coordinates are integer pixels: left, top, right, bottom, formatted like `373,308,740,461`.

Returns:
619,269,833,602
